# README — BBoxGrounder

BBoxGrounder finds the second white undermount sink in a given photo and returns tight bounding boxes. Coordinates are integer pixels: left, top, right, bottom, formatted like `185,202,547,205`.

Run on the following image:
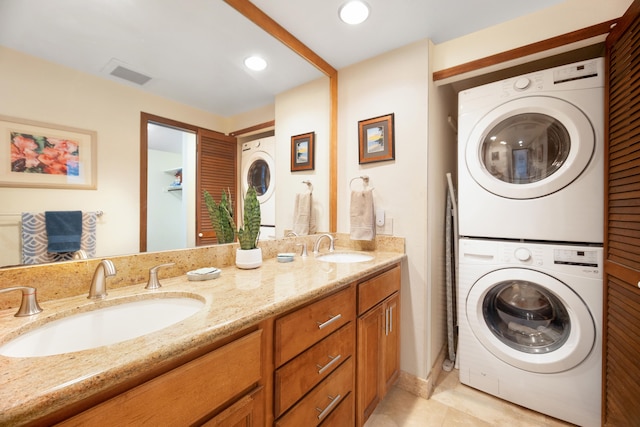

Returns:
316,252,374,263
0,296,204,358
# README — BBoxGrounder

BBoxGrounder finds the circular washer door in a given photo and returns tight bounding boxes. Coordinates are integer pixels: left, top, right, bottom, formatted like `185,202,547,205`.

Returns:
243,151,275,204
465,96,595,199
466,268,595,373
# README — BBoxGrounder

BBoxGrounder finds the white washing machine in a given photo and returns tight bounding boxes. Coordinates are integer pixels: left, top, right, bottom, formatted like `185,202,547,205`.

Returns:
458,58,604,244
457,237,602,427
241,136,276,239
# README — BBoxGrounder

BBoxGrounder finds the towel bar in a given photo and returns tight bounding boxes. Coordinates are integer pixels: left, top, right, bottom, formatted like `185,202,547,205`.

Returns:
302,180,313,193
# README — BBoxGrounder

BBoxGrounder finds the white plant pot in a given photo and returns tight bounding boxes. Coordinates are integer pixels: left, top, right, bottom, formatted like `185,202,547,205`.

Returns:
236,247,262,269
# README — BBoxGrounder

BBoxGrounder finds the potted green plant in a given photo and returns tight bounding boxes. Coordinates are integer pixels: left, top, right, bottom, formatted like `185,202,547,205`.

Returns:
235,186,262,269
203,188,236,244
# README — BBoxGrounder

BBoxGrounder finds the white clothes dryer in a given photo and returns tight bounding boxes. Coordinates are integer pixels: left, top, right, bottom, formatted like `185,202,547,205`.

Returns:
457,237,602,427
458,58,604,244
241,136,276,239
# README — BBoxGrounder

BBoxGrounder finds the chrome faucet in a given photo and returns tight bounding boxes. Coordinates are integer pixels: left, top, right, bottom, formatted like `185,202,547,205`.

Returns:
72,249,88,260
286,231,298,237
0,286,43,317
145,263,174,290
313,234,335,255
88,259,116,299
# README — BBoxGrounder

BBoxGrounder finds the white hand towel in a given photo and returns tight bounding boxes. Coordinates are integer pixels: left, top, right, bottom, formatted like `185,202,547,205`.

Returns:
350,188,375,241
293,192,312,235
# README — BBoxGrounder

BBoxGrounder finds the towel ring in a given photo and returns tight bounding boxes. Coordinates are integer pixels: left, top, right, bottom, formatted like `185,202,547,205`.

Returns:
302,180,313,193
350,176,371,191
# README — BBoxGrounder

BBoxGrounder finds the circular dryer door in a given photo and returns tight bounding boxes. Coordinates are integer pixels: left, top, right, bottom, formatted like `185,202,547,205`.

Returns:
464,96,595,199
466,268,595,373
243,151,275,204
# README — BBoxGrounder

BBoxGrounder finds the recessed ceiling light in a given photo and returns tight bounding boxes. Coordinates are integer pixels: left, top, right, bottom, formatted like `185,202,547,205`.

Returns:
339,1,370,25
244,56,267,71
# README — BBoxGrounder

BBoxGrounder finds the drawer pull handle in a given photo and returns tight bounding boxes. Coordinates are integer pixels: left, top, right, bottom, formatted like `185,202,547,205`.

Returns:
317,354,342,375
316,394,342,420
317,313,342,329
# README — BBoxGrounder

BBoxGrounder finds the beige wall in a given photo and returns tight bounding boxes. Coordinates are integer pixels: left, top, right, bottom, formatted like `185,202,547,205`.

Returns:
275,77,331,236
338,39,432,379
433,0,632,74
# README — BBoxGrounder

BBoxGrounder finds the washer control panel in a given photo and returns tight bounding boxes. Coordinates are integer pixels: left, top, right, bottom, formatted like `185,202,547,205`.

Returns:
553,248,599,267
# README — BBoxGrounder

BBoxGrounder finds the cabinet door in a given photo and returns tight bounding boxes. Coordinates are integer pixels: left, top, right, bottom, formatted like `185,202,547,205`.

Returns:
605,1,640,425
59,330,262,426
202,387,264,427
356,304,383,426
382,293,400,393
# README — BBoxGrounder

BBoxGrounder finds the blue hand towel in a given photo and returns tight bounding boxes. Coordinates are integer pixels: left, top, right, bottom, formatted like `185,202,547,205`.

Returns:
45,211,83,253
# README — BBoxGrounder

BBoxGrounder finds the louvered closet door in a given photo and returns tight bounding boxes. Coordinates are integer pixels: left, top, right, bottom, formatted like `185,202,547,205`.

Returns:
604,1,640,425
196,129,238,246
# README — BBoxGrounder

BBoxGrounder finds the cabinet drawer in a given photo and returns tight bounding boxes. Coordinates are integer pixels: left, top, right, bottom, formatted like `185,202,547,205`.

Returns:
275,323,354,417
60,330,262,426
320,391,354,426
275,286,355,366
276,357,354,427
358,265,400,315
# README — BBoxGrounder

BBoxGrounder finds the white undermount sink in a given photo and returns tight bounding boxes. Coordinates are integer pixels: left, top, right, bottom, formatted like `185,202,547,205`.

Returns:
316,252,374,263
0,296,204,358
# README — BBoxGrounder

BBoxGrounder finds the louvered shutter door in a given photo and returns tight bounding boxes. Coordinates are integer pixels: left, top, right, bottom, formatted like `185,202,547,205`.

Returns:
196,129,237,246
604,1,640,425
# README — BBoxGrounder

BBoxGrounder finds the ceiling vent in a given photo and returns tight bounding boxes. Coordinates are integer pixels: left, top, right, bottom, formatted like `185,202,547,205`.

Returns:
110,65,151,85
102,58,151,85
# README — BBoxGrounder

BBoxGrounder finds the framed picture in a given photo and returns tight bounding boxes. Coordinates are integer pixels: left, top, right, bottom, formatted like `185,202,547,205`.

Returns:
358,113,395,164
291,131,315,171
0,115,97,189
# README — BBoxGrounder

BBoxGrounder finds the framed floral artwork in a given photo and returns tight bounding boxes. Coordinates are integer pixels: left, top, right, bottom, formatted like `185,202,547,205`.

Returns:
291,131,315,172
0,115,97,189
358,113,395,164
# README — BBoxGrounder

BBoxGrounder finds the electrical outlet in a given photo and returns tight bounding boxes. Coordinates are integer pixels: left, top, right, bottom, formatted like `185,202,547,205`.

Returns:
376,217,393,235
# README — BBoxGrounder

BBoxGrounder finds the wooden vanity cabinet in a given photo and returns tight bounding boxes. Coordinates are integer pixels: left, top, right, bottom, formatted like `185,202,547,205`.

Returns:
356,264,401,426
57,329,265,426
274,285,356,426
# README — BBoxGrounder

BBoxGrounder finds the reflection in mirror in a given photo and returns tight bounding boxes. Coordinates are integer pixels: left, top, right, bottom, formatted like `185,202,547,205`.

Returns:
0,0,331,266
146,122,196,252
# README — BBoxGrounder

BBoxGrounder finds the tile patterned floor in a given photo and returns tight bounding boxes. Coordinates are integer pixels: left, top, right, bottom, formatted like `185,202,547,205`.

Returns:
364,368,575,426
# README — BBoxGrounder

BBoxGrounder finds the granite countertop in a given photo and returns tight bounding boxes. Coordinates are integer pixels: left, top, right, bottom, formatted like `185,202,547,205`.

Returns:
0,249,405,425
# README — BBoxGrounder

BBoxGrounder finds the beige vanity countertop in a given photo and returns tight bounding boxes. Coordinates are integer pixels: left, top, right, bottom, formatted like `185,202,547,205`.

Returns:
0,250,405,425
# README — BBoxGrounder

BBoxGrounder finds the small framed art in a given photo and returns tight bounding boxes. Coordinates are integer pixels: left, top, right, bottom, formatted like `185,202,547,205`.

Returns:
0,115,97,189
358,113,395,164
291,131,315,171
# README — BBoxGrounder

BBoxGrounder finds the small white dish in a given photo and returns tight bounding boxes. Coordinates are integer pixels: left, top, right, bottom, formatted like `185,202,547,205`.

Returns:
277,253,295,263
187,267,221,281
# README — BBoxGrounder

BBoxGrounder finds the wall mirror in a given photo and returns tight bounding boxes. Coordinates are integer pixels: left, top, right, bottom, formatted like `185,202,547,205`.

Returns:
0,0,335,266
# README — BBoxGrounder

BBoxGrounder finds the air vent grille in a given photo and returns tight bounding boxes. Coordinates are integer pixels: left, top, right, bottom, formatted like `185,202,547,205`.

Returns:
109,65,151,85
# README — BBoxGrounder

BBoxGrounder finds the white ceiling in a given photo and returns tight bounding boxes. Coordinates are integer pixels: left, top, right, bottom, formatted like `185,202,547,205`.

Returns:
0,0,564,117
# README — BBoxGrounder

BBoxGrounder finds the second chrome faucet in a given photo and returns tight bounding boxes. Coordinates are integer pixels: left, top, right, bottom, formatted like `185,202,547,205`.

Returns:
88,259,117,299
313,234,335,255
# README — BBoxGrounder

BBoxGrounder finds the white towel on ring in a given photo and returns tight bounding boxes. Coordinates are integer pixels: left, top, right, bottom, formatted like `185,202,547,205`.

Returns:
350,188,375,241
293,192,312,235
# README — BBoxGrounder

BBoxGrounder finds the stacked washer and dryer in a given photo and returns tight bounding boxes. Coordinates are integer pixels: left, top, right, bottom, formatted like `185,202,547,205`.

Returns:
456,59,604,427
241,136,276,240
